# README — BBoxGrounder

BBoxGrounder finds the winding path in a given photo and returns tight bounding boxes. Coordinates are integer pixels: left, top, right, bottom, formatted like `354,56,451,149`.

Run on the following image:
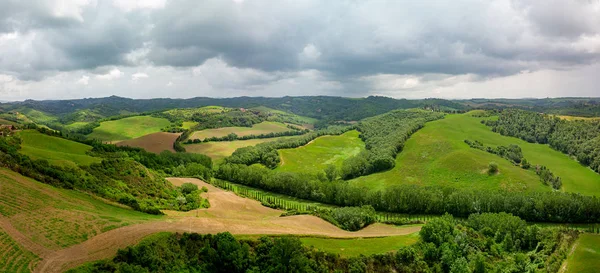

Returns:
27,178,420,273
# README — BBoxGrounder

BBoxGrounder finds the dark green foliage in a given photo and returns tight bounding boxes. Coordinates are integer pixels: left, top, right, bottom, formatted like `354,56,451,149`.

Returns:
489,109,600,173
70,213,578,273
217,163,600,223
487,162,498,175
180,183,198,195
186,128,309,143
340,110,445,179
311,206,377,231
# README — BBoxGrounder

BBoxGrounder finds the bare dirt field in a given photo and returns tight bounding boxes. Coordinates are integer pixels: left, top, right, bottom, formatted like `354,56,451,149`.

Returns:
34,178,420,273
116,132,180,154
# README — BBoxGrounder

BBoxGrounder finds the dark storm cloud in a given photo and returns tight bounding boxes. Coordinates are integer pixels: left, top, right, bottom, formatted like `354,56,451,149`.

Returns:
0,0,599,85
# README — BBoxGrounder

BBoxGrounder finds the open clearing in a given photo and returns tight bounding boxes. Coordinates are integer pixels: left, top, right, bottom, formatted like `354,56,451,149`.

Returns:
562,234,600,273
185,136,298,160
276,130,365,173
0,118,18,125
350,112,600,196
116,132,180,154
299,234,419,257
34,177,420,273
554,115,600,121
17,130,101,167
87,116,171,142
189,121,292,140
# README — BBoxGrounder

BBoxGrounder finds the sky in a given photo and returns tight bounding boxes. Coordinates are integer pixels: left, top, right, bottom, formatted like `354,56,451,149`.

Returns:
1,0,599,101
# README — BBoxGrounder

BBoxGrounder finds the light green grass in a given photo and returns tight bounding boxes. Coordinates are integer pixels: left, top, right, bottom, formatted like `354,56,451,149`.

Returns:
276,130,365,173
17,130,101,167
189,121,293,140
0,118,18,125
65,121,90,130
0,168,160,251
162,106,229,120
251,106,318,125
181,121,197,129
351,112,600,195
87,116,171,142
564,234,600,273
185,136,298,160
554,115,600,121
299,234,419,257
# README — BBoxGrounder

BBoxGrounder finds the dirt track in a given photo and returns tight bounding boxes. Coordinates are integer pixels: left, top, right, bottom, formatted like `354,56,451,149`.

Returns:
32,178,420,273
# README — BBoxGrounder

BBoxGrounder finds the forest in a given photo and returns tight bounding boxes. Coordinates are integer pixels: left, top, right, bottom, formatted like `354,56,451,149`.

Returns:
487,109,600,173
69,213,577,273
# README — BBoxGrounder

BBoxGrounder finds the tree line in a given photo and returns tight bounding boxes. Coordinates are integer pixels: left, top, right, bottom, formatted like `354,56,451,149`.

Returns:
340,110,445,179
487,109,600,174
69,213,577,273
185,128,309,144
217,163,600,223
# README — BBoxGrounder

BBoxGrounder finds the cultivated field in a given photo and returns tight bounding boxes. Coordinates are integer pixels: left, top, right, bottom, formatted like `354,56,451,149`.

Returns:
299,234,419,257
0,227,40,273
116,132,180,154
0,118,18,125
350,112,600,196
87,116,171,142
189,121,292,140
276,130,365,173
185,136,298,160
17,130,101,167
563,234,600,273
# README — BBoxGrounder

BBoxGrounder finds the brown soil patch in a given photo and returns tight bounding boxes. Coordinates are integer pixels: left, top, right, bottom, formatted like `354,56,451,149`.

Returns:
116,132,181,154
36,178,421,273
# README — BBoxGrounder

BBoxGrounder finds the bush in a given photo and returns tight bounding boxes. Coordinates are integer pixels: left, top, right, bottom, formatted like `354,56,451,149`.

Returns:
488,162,499,175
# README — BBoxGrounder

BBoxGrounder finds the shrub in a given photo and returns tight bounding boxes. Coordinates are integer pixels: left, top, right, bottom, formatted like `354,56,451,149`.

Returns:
181,182,199,194
488,162,499,175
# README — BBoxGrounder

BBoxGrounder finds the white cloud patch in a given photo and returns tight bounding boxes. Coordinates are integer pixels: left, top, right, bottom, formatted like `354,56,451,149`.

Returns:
96,68,124,80
76,75,89,85
131,72,149,81
112,0,166,12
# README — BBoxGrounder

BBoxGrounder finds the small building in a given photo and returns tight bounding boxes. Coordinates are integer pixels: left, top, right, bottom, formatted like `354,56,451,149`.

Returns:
0,124,16,136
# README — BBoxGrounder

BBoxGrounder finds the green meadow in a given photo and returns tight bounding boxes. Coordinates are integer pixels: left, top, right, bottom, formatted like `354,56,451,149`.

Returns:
17,130,101,167
350,112,600,196
87,116,171,142
299,233,419,257
276,130,365,173
185,136,299,161
564,234,600,273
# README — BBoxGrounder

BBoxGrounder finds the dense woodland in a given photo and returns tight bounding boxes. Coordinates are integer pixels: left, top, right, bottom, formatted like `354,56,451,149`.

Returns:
217,163,600,223
0,127,213,214
487,109,600,173
70,213,577,273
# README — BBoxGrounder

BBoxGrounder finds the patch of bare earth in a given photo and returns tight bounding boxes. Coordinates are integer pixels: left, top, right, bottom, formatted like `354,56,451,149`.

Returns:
116,132,181,154
36,178,420,273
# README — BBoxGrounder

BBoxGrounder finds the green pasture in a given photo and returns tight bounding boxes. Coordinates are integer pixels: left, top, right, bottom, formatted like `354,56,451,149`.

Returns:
299,234,419,257
185,136,298,160
17,130,101,167
276,130,365,173
87,116,171,142
350,112,600,196
189,121,292,140
564,234,600,273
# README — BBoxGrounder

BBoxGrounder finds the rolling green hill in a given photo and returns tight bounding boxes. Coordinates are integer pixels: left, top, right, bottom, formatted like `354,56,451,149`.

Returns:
189,121,293,140
17,130,101,167
350,112,600,196
564,234,600,273
276,130,365,173
87,116,171,142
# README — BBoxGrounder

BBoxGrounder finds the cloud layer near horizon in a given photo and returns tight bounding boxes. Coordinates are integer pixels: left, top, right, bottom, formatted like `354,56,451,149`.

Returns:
1,0,599,101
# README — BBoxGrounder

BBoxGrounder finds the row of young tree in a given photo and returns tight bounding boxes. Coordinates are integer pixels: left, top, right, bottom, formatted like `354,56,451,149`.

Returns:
224,125,354,168
464,140,562,189
487,109,600,173
185,129,309,144
71,213,577,273
217,163,600,223
340,110,445,179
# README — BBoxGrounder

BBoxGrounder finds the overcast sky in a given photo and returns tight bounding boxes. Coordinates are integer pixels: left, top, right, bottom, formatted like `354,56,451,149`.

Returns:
1,0,599,101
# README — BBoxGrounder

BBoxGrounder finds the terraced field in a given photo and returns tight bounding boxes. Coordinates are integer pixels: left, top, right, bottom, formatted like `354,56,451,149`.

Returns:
87,116,171,142
189,121,292,140
17,130,101,167
276,130,365,173
350,112,600,195
0,227,40,273
185,136,298,160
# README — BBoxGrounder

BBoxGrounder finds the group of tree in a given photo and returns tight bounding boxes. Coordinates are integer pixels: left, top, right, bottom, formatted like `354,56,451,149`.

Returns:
185,128,309,144
217,163,600,223
70,213,577,273
0,127,213,214
464,140,561,189
339,110,445,179
487,109,600,173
